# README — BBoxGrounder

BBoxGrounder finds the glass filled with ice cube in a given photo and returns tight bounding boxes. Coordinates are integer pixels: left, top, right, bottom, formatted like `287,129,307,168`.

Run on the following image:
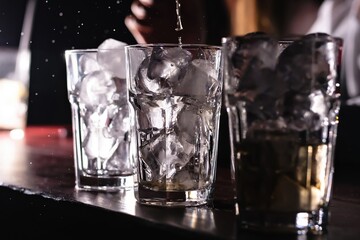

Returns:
126,44,223,207
65,40,136,191
222,32,343,234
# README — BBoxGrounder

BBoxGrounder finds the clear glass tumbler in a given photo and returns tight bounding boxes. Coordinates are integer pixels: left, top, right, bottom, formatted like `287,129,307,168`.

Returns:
65,48,136,191
126,44,223,207
222,32,343,235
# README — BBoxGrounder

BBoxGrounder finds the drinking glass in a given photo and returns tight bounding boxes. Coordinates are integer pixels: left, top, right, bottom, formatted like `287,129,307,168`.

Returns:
65,47,136,191
126,43,223,207
0,0,35,132
222,32,342,234
0,47,30,131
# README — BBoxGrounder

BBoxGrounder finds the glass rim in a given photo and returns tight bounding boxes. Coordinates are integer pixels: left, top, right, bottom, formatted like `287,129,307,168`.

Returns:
64,47,126,54
222,33,343,45
221,36,297,46
65,43,222,54
125,43,222,50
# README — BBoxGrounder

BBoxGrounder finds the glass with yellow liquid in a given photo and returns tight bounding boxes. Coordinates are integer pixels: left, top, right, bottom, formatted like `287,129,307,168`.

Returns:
222,32,342,235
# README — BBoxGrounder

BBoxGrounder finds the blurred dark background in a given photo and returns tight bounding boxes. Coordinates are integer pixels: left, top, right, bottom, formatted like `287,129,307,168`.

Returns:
0,0,136,126
0,0,229,126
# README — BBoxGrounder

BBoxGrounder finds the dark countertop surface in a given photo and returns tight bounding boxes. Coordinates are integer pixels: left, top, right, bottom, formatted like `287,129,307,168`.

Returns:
0,116,359,239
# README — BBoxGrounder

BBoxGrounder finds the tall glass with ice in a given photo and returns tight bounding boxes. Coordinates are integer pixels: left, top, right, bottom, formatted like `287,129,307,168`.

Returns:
65,43,136,191
126,44,223,207
222,32,342,234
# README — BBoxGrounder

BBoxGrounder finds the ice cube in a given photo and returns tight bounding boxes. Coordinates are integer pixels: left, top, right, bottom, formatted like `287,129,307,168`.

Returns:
81,106,125,162
276,33,339,131
98,38,127,50
174,59,221,99
97,38,128,79
283,92,322,131
135,57,169,94
134,46,193,94
140,132,191,180
79,70,116,109
79,52,99,74
176,105,212,144
172,169,199,190
229,33,282,120
147,46,192,83
311,144,328,193
112,76,128,107
83,126,119,162
277,33,337,96
231,32,278,90
106,140,133,173
136,96,181,130
270,175,322,211
103,103,129,138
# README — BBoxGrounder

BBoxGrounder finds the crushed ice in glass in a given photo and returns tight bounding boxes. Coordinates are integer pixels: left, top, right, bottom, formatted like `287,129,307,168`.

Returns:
75,39,131,174
132,45,221,185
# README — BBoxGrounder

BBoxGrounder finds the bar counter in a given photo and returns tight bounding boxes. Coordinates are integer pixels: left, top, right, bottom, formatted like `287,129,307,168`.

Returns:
0,117,359,239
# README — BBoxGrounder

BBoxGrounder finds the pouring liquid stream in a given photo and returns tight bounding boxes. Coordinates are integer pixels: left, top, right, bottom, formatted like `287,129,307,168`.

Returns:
175,0,183,45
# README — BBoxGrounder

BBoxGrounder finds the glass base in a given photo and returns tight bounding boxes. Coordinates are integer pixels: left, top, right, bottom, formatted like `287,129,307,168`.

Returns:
76,173,136,192
236,206,329,235
135,185,213,207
